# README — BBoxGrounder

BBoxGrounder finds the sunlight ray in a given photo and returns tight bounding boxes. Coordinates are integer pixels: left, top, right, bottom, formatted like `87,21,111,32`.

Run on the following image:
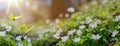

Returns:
6,2,11,14
0,0,23,14
14,2,23,15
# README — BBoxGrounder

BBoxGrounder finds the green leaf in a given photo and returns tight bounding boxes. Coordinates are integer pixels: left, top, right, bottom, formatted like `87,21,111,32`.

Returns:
80,39,87,45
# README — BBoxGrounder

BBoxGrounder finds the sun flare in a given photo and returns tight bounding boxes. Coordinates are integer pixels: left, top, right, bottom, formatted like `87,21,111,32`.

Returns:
0,0,23,14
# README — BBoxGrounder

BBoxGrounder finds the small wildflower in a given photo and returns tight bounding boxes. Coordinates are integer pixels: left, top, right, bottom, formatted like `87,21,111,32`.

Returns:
61,36,69,42
91,1,97,5
38,35,43,40
1,22,12,32
17,42,23,46
92,34,101,40
67,30,75,36
27,38,31,42
55,18,60,23
59,13,63,18
102,0,108,5
53,33,60,39
113,15,120,22
72,29,77,32
23,36,31,42
45,19,50,24
80,21,86,24
89,22,97,28
5,25,12,32
111,31,119,37
86,16,92,24
23,36,28,40
0,31,6,36
67,7,75,13
76,30,82,36
65,13,70,18
1,22,7,27
79,25,86,29
95,19,102,24
28,43,32,46
16,36,22,41
73,37,80,42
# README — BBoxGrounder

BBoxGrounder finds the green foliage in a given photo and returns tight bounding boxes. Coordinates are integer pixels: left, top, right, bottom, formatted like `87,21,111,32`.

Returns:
0,36,17,46
115,42,120,46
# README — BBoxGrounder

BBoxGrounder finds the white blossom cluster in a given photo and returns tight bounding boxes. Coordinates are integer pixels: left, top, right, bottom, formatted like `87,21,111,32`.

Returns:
84,16,102,28
92,34,101,40
73,37,80,42
0,23,13,37
1,22,12,32
113,15,120,22
52,29,82,42
16,35,32,46
111,31,119,37
16,35,31,42
67,7,75,13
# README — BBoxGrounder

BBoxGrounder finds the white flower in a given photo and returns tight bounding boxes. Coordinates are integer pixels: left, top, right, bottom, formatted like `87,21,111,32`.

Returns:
67,30,75,36
5,25,12,32
95,19,102,24
38,35,43,40
23,36,28,40
102,0,108,5
72,29,77,32
61,36,69,42
0,31,6,36
89,19,101,28
76,30,82,36
45,34,48,37
16,36,22,41
23,36,31,42
91,1,97,5
111,31,119,37
27,38,31,42
17,42,23,46
53,33,60,39
92,34,101,40
86,16,92,24
65,13,70,18
28,43,32,46
73,37,80,42
67,7,75,13
79,25,86,29
1,23,6,27
113,15,120,22
1,22,12,32
59,13,63,18
45,19,50,24
80,21,86,24
89,22,97,28
55,18,60,23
